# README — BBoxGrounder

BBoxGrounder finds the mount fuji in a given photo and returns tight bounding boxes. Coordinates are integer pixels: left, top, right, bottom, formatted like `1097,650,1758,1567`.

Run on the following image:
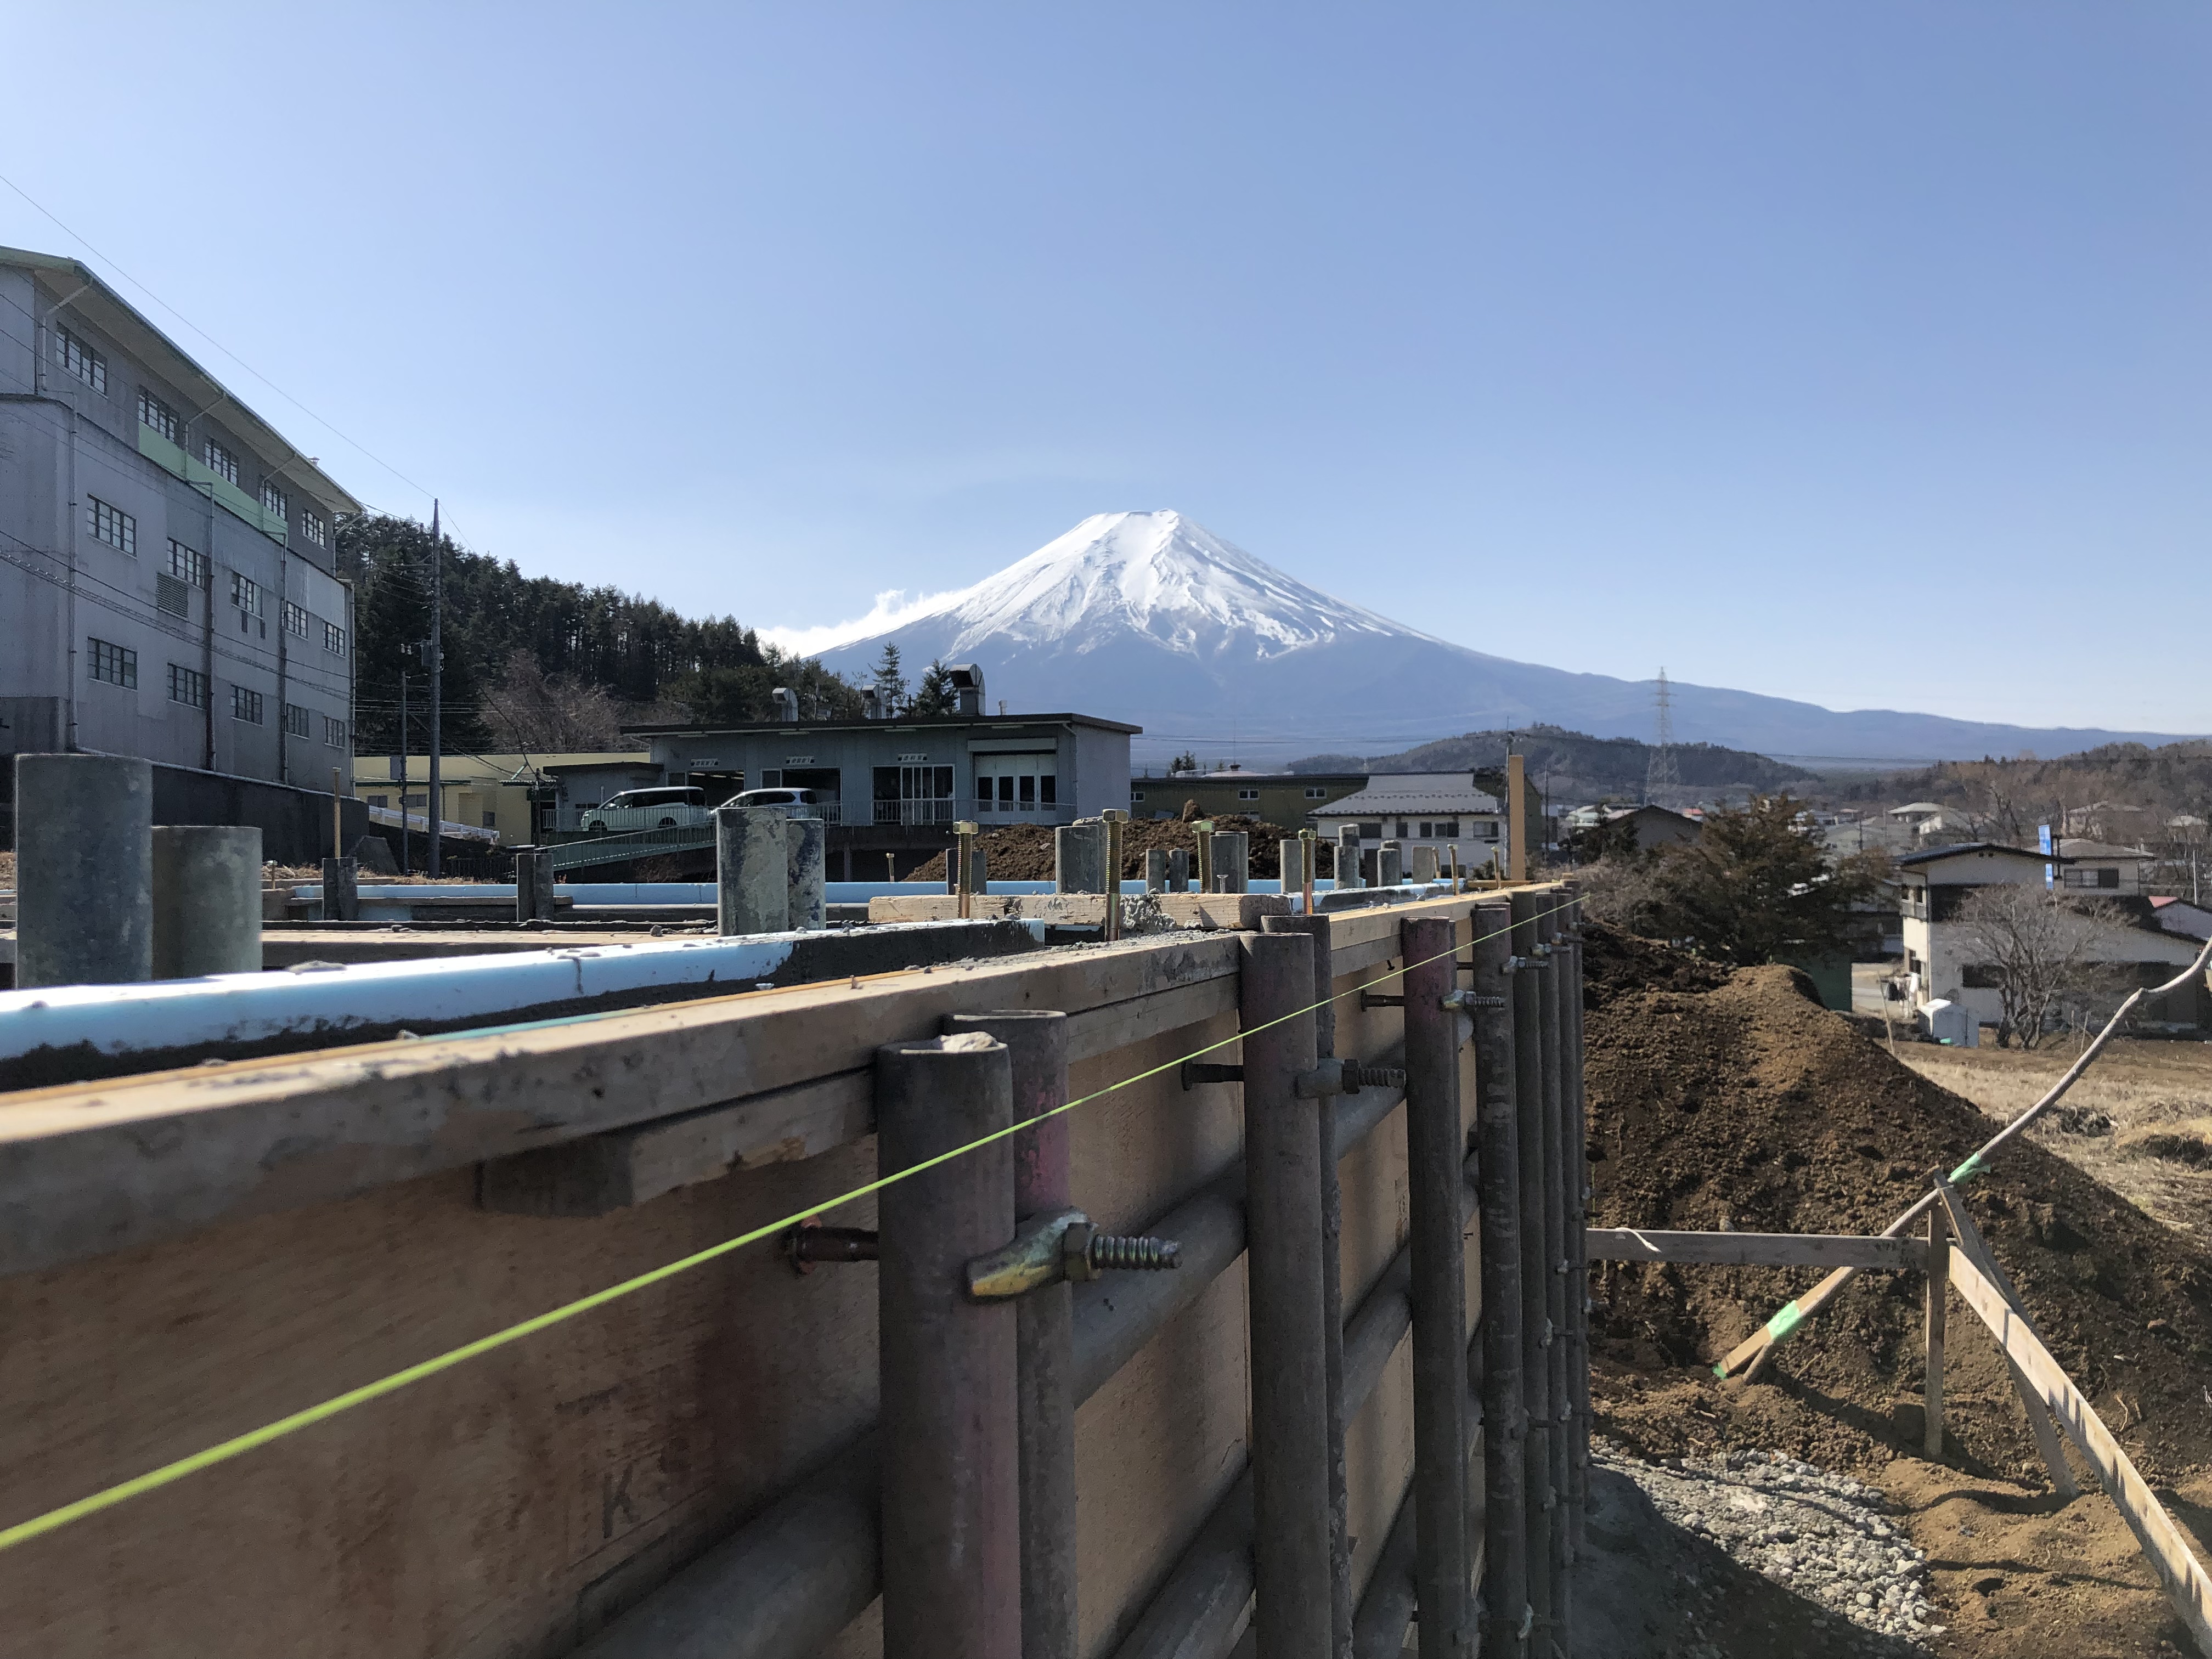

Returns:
808,512,2191,768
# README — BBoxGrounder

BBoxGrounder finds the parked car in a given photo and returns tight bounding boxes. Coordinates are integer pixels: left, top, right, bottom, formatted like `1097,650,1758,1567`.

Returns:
580,786,709,834
719,787,821,817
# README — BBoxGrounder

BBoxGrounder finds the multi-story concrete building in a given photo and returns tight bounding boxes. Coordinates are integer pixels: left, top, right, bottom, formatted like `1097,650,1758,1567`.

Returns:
1127,768,1368,824
1,247,362,857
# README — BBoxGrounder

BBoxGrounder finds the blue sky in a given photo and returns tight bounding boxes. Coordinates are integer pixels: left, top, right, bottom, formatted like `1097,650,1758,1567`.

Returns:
6,3,2207,734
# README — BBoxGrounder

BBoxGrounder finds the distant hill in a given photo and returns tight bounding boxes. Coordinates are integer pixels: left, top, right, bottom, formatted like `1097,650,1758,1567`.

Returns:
1829,739,2212,849
1290,725,1815,806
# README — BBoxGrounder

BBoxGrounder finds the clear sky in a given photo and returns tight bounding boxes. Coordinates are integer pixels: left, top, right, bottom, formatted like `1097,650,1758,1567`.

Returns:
6,3,2206,735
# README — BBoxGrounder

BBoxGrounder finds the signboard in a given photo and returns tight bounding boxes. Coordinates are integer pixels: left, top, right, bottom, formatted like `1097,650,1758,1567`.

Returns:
387,754,405,782
785,755,814,765
2039,822,2053,888
897,753,928,763
692,757,718,768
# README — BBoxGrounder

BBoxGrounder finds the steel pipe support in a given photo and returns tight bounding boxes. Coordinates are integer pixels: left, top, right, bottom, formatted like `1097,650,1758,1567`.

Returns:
1470,899,1529,1653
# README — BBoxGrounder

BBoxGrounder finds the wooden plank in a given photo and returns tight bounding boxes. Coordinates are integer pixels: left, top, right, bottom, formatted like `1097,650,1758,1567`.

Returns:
1940,1222,2212,1654
479,975,1244,1218
1932,1187,2079,1499
0,932,1243,1278
1585,1229,1927,1271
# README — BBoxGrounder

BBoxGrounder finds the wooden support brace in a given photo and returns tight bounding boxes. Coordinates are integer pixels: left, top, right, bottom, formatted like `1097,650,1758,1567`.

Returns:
1923,1202,1948,1459
1932,1183,2079,1499
1935,1189,2211,1655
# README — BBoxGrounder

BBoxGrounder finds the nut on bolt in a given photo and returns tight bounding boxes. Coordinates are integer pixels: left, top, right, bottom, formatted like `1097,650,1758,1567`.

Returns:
966,1208,1181,1299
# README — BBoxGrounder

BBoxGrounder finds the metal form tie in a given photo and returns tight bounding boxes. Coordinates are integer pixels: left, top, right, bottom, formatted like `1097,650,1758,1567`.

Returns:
964,1207,1181,1299
785,1222,879,1274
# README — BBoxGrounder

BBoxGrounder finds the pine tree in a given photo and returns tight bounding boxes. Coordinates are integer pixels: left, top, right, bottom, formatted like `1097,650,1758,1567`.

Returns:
872,643,908,711
910,658,956,716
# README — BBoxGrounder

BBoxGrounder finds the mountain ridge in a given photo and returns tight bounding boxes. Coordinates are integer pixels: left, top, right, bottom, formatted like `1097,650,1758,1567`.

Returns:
811,511,2199,766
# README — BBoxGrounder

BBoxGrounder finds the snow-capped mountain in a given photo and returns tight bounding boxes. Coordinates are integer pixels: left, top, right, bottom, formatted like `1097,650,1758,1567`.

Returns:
811,511,2192,766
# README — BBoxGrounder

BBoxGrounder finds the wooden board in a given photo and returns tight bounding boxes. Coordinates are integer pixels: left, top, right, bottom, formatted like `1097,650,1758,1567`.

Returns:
1585,1229,1927,1271
0,933,1243,1277
864,893,1290,930
1942,1229,2212,1654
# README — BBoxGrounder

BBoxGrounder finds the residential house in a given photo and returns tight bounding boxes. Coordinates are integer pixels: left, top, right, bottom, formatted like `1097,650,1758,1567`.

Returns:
0,247,362,860
1128,769,1367,824
1308,774,1505,874
2056,839,2157,897
2149,896,2212,943
1894,842,2208,1035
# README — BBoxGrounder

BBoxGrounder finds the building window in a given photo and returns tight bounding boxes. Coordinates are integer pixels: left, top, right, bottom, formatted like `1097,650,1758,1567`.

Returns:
1039,774,1057,806
204,439,239,485
283,702,311,737
2062,867,2121,890
167,539,208,586
231,685,265,724
324,715,346,747
138,390,179,442
168,664,208,708
284,601,311,638
303,509,326,547
482,812,498,830
1396,820,1410,837
323,620,345,654
87,496,136,555
261,482,289,522
56,326,105,392
1418,822,1433,838
1305,786,1327,799
1441,820,1459,838
1238,788,1258,801
88,638,137,687
230,571,264,617
1131,789,1145,802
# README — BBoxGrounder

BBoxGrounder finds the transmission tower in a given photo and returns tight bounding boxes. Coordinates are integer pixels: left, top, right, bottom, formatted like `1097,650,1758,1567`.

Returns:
1644,667,1679,803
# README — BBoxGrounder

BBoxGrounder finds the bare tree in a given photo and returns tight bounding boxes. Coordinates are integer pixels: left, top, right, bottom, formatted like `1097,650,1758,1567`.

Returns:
479,650,661,754
1952,884,2127,1049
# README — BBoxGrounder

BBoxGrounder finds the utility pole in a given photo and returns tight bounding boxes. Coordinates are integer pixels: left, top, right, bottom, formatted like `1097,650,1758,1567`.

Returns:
427,500,443,879
397,666,410,877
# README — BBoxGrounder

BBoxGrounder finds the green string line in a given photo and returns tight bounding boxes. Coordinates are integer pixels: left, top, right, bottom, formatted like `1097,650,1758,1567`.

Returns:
0,891,1579,1554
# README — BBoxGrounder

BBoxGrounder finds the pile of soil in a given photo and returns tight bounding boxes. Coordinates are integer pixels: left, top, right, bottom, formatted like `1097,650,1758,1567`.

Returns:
1580,924,2212,1655
909,813,1298,883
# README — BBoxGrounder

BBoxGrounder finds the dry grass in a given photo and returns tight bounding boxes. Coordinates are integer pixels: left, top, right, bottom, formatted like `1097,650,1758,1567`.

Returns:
1895,1035,2212,1237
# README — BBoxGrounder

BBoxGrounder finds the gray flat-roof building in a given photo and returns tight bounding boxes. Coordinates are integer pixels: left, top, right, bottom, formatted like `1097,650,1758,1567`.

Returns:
1,246,362,853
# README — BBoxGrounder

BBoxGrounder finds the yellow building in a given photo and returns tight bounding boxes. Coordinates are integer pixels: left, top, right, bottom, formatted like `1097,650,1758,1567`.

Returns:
1127,769,1368,825
353,752,664,848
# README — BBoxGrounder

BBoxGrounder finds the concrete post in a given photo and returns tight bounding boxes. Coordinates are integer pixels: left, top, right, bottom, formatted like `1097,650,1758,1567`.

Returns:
514,847,554,922
1277,838,1305,897
1145,848,1169,891
1168,848,1189,891
1336,826,1363,890
1378,841,1404,888
970,848,988,895
1409,844,1440,883
151,826,262,979
1213,831,1249,893
716,806,790,935
14,754,154,989
1471,899,1530,1654
320,857,360,922
1508,890,1554,1635
1054,820,1107,893
877,1032,1019,1659
787,814,827,930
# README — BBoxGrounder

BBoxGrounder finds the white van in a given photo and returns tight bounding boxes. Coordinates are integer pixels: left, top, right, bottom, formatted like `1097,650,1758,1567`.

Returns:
580,786,709,834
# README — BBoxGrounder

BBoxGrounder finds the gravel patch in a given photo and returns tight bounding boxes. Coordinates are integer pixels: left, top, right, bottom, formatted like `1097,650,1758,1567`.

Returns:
1595,1437,1945,1649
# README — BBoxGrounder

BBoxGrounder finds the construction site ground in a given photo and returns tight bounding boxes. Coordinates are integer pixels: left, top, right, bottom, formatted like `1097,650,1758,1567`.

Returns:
1582,927,2212,1658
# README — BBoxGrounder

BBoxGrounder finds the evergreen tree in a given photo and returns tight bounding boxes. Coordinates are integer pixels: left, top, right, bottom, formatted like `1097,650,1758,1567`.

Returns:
872,642,908,711
910,658,957,715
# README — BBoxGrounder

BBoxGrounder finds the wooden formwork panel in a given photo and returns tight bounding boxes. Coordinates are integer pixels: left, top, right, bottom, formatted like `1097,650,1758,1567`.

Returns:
0,888,1539,1658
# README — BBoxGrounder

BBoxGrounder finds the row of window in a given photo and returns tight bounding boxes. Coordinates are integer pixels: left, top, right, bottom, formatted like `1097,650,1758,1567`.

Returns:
119,362,329,546
87,641,347,743
1131,783,1335,804
80,524,346,652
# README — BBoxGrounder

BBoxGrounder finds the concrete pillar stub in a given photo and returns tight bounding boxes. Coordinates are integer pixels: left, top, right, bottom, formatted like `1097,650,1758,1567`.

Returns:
320,857,360,921
14,753,154,988
1144,848,1169,891
1212,831,1249,893
152,825,262,978
786,814,827,930
1335,825,1364,890
1168,847,1189,891
1409,844,1440,882
1053,819,1108,894
1378,840,1404,888
716,806,791,934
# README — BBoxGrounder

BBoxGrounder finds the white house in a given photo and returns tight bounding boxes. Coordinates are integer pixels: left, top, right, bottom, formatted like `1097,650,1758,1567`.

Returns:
1309,774,1505,873
2055,839,2157,898
1895,841,2208,1036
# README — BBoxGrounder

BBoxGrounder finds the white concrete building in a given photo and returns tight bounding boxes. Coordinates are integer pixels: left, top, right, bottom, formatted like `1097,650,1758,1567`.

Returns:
1309,774,1505,871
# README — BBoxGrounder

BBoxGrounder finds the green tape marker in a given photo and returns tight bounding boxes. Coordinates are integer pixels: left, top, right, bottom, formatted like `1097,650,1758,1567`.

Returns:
1764,1301,1804,1342
1948,1153,1985,1186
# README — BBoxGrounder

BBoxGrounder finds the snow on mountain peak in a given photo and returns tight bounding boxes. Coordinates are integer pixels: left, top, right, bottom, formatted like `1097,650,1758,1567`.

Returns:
841,510,1428,665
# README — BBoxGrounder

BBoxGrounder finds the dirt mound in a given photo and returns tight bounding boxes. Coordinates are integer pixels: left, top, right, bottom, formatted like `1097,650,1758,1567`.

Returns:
909,813,1297,883
1579,922,1734,1003
1582,928,2212,1487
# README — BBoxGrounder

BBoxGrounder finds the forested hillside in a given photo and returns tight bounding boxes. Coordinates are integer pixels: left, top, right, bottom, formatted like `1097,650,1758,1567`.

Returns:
1289,724,1815,804
337,514,859,754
